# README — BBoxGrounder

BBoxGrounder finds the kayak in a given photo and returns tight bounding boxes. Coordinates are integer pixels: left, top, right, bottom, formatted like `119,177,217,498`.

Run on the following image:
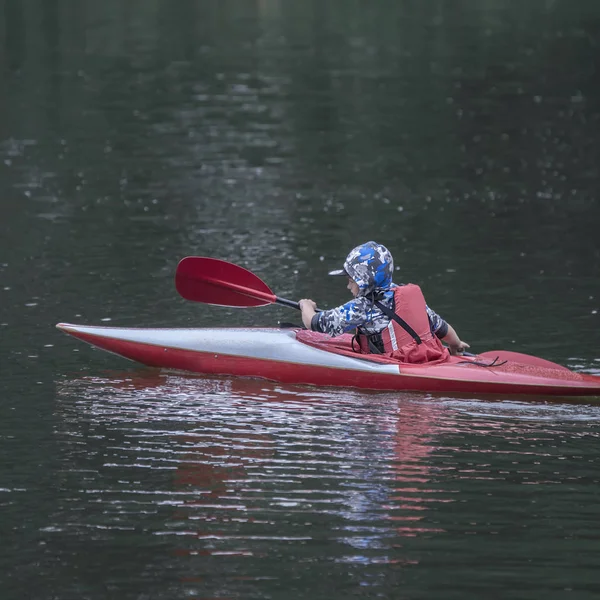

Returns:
56,322,600,397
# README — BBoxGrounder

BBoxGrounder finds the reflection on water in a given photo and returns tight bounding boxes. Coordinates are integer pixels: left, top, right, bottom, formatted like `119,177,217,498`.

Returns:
45,372,600,597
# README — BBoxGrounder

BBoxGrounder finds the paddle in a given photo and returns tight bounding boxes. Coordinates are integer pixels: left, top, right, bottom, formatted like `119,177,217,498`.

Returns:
176,256,570,372
175,256,308,310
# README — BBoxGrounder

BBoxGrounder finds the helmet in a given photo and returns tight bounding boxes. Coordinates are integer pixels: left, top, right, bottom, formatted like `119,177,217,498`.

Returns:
329,241,394,296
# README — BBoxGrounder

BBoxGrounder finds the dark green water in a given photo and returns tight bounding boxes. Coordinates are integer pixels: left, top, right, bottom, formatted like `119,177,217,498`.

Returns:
1,1,600,598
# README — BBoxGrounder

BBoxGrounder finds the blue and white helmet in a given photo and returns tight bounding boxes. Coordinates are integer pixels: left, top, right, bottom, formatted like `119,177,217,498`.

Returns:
329,241,394,297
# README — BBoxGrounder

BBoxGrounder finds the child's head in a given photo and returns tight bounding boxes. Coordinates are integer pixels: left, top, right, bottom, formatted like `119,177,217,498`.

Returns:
329,241,394,297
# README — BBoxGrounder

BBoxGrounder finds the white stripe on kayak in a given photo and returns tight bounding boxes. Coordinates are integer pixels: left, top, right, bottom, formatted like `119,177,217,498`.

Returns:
57,325,401,375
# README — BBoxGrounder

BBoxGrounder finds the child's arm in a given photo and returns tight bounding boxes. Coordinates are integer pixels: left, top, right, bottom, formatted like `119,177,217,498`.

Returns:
299,299,317,329
299,297,369,335
441,324,470,355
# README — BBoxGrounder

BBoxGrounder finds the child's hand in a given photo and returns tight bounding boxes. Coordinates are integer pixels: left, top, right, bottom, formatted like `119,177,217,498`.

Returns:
449,340,470,355
298,299,318,330
299,299,317,312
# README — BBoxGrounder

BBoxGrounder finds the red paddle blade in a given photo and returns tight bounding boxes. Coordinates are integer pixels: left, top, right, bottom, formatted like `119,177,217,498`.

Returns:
175,257,277,307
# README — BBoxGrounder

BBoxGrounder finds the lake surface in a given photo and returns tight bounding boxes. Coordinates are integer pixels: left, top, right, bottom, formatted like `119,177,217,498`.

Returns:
1,1,600,598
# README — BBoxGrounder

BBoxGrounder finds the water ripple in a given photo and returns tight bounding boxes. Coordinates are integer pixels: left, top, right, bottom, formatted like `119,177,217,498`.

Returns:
42,371,600,596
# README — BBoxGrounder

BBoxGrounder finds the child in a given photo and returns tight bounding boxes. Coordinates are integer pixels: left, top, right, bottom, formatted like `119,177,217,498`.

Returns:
298,241,469,363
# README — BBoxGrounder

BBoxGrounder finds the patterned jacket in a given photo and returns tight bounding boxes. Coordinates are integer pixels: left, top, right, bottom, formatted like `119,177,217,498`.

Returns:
311,284,448,339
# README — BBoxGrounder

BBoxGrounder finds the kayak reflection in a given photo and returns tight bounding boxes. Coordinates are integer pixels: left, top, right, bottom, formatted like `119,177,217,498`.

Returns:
55,372,457,570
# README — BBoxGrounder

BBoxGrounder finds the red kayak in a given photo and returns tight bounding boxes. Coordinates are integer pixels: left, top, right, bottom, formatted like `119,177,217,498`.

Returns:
56,323,600,397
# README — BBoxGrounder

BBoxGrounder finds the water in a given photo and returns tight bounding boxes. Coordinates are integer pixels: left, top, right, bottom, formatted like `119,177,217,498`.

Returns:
9,374,600,599
1,1,600,598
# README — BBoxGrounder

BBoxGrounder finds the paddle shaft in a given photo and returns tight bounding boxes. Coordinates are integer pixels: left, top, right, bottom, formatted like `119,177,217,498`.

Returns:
276,296,302,310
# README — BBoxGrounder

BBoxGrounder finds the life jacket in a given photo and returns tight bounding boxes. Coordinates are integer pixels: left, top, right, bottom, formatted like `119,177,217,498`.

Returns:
356,284,449,364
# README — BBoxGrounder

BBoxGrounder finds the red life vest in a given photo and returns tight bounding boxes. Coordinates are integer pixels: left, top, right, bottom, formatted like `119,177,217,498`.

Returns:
357,284,449,364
